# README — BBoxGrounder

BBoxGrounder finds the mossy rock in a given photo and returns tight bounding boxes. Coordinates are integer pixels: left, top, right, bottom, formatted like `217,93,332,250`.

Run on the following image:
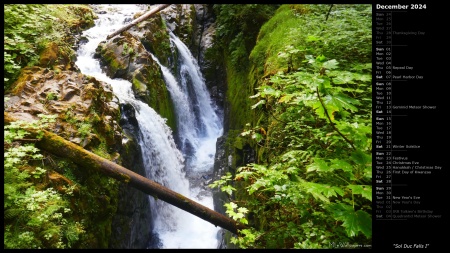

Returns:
39,42,59,68
66,5,96,31
95,30,177,133
135,14,172,67
95,42,129,79
131,65,177,132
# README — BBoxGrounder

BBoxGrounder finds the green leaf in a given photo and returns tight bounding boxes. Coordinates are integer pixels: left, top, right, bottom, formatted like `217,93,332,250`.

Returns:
351,63,372,72
278,94,295,103
248,178,268,195
350,150,371,166
257,85,282,98
277,52,289,59
311,98,338,121
229,202,238,210
328,203,372,238
233,212,244,219
286,166,299,175
322,59,339,70
347,185,372,201
304,181,342,199
325,93,361,113
331,71,356,84
300,181,330,203
353,73,372,82
332,186,345,197
316,54,326,62
306,35,321,42
236,170,254,181
221,185,236,195
251,132,263,142
306,158,330,172
329,159,353,173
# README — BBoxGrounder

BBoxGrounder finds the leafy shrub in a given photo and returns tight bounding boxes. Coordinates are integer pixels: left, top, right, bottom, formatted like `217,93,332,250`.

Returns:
4,4,94,91
211,4,372,249
4,114,86,249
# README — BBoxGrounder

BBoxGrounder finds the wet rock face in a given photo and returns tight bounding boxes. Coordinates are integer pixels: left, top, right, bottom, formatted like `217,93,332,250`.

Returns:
160,4,226,121
128,12,173,67
160,4,215,63
94,31,177,132
5,67,122,150
109,129,154,249
95,31,149,79
120,103,139,129
211,135,230,216
193,4,226,114
160,4,197,50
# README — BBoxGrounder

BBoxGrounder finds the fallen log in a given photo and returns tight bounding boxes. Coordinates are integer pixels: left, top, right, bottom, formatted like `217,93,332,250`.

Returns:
4,112,247,235
106,4,171,40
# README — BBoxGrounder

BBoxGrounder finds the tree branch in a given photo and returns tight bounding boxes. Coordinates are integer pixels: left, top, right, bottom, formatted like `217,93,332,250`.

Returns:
325,4,333,21
315,87,356,150
106,4,171,40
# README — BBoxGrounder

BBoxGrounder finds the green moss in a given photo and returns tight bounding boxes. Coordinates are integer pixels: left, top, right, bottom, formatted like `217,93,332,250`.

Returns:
250,4,372,76
39,42,59,67
233,136,244,150
211,5,278,133
139,15,172,66
131,78,146,94
130,65,177,133
177,5,196,48
103,48,126,76
4,4,96,90
91,142,110,159
34,131,121,248
224,56,252,131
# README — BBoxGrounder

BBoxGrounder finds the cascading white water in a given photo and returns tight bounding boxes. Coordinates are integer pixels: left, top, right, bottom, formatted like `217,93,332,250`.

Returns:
74,4,221,249
168,32,223,179
150,55,199,159
169,32,222,140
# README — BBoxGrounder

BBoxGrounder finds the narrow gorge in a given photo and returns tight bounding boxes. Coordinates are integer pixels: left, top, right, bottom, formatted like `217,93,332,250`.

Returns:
4,4,373,249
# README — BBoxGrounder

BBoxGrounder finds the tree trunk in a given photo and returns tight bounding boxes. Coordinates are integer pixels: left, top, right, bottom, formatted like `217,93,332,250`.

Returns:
4,112,247,235
106,4,171,40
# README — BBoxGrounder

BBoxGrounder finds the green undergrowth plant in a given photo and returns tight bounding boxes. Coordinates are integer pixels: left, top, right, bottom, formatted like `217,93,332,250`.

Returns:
210,4,372,249
4,112,120,248
4,114,87,249
4,4,95,91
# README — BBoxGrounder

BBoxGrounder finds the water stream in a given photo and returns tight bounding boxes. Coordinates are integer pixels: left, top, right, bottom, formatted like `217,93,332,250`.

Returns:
75,4,221,249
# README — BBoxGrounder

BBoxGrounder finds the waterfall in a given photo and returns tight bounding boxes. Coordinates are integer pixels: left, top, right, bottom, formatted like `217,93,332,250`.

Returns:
168,31,223,171
75,4,221,249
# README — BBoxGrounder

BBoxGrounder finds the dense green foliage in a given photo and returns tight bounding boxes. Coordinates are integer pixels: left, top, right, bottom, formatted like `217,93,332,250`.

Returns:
210,4,372,249
3,4,94,91
4,115,86,248
4,111,121,249
4,5,121,249
213,4,279,69
211,4,278,131
4,3,372,249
